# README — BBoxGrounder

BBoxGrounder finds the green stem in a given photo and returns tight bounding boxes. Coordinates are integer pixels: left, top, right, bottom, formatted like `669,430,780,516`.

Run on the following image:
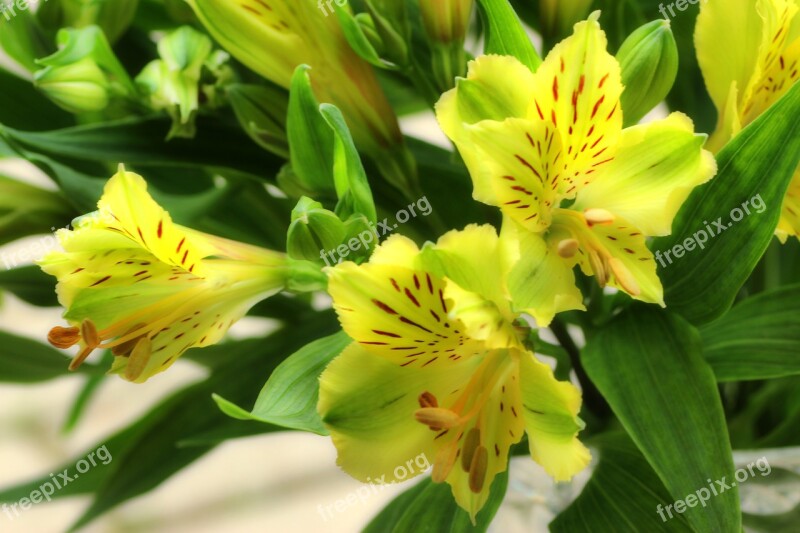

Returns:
549,318,610,418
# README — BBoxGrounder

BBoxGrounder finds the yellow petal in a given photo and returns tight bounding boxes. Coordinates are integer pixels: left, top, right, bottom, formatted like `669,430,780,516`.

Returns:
501,219,585,327
436,55,538,205
518,350,590,481
527,11,624,197
572,113,717,237
777,167,800,242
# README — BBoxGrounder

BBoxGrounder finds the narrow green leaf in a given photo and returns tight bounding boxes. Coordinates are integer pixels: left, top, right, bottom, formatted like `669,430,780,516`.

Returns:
551,432,693,532
334,7,388,68
654,82,800,325
0,116,280,177
363,471,508,533
0,265,59,307
701,284,800,382
476,0,541,72
0,330,100,383
582,305,740,532
213,330,351,435
287,65,336,191
320,103,378,223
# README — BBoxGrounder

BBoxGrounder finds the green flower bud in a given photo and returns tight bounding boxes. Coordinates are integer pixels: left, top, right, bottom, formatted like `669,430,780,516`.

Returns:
419,0,473,44
617,20,679,126
35,57,110,113
287,197,347,263
0,175,74,247
57,0,140,43
539,0,593,39
34,26,135,114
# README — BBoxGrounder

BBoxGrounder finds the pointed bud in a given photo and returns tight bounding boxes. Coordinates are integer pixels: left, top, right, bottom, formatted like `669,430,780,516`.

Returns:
57,0,140,43
617,20,679,125
286,197,347,263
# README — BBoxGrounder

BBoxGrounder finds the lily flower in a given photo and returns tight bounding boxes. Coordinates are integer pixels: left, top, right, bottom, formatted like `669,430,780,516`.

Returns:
186,0,409,178
436,13,716,325
696,0,800,241
40,166,319,383
318,226,589,521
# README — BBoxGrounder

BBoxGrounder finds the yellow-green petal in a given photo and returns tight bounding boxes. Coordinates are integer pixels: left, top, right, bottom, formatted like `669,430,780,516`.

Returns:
572,113,717,237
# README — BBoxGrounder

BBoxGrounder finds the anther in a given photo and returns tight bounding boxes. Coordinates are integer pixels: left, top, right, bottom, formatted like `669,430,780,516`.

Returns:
557,238,580,258
609,258,641,296
584,208,615,226
418,391,438,409
48,326,80,349
415,407,460,430
468,446,489,493
461,428,481,472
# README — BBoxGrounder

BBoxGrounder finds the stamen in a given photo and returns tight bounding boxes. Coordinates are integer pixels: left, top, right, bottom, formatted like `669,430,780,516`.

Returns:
48,326,80,349
432,440,459,483
125,337,152,382
468,446,489,493
418,391,438,408
111,324,148,356
415,407,461,430
557,238,580,258
588,250,608,286
584,208,615,226
609,258,641,296
461,428,481,472
80,319,99,348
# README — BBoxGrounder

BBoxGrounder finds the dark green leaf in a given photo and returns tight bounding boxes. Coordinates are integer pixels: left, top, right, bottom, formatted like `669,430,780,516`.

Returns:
582,305,740,532
701,284,800,382
654,82,800,325
0,330,101,383
363,471,508,533
0,265,59,307
550,432,693,532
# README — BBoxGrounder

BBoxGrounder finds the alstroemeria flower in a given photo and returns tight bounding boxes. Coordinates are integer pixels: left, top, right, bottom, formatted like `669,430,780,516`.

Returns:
436,13,716,325
40,167,311,383
318,226,589,521
696,0,800,241
186,0,404,165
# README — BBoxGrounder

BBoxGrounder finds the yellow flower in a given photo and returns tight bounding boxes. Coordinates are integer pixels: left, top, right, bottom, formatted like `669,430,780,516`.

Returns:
318,227,589,521
436,13,716,325
186,0,403,160
696,0,800,242
40,166,310,383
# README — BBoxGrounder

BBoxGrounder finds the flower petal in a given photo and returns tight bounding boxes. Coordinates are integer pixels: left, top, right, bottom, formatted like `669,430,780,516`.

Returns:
436,55,537,205
501,219,585,327
527,11,623,197
327,237,485,368
318,342,480,482
572,113,717,237
777,167,800,242
518,349,590,481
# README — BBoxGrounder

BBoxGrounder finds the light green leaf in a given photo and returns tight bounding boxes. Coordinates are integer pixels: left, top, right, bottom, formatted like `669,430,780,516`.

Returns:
213,331,351,435
701,284,800,382
476,0,541,72
320,103,378,223
654,82,800,325
582,305,740,533
287,65,335,192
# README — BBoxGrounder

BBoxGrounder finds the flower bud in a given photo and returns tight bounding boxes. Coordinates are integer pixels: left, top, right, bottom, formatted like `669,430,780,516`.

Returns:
56,0,140,43
539,0,593,39
34,26,135,114
35,57,110,113
227,84,289,159
286,197,347,263
617,20,679,126
419,0,473,45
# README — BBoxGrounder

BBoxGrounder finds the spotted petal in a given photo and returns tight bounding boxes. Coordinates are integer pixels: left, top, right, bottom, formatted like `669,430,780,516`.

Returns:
777,168,800,242
526,11,624,197
572,113,717,237
518,350,590,481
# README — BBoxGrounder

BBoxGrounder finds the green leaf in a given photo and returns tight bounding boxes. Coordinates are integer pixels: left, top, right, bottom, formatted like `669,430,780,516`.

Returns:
0,116,281,178
476,0,541,72
287,65,335,192
0,265,59,307
0,330,101,383
700,284,800,382
213,330,351,435
0,68,73,131
320,103,378,223
363,471,508,533
227,83,289,159
743,504,800,533
551,432,693,532
654,82,800,325
582,305,740,532
0,9,51,72
334,7,388,69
